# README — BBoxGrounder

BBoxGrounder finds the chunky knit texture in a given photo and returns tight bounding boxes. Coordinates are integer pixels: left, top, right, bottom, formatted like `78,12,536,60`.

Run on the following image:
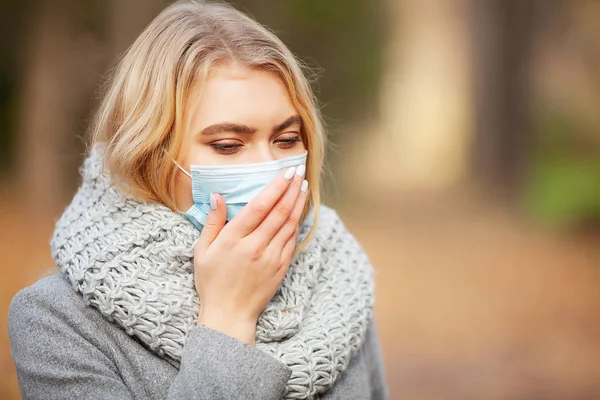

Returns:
50,144,375,399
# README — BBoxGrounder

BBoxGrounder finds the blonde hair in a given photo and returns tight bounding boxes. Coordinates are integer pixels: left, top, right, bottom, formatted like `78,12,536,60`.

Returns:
90,0,325,248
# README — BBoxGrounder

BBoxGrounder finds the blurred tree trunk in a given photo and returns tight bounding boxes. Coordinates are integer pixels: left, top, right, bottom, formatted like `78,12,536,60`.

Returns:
17,0,105,215
17,0,166,216
470,0,535,197
350,0,472,193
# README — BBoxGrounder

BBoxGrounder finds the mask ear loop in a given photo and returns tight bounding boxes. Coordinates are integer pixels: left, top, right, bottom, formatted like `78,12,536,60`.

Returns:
162,147,193,216
162,147,192,178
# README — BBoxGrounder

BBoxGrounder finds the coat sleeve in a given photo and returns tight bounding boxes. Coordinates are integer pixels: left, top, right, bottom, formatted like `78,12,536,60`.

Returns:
8,285,291,400
168,326,291,399
364,317,390,400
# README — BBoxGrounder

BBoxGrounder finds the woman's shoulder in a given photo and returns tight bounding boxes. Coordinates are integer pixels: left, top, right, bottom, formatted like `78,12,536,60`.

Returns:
10,271,78,310
8,271,96,331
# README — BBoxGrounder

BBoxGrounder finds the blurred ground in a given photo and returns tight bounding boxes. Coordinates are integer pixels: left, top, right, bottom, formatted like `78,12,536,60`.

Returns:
2,186,599,399
339,187,600,399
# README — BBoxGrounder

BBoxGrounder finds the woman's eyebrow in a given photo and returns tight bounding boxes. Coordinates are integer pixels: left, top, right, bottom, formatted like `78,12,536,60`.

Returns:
199,114,302,136
200,123,256,136
272,115,302,134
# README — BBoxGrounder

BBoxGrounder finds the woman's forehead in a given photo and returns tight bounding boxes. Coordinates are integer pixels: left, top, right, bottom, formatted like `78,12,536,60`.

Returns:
188,64,298,131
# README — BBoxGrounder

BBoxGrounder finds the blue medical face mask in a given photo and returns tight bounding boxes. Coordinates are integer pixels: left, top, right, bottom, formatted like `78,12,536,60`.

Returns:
174,152,308,231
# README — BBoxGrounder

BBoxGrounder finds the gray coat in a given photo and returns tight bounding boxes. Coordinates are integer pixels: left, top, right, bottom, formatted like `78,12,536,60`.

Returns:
8,272,389,399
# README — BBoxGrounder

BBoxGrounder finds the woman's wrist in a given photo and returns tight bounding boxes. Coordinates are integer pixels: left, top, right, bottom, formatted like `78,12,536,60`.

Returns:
197,307,258,346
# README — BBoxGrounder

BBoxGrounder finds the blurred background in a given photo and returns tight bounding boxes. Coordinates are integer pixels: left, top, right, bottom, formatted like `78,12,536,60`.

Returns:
1,0,599,398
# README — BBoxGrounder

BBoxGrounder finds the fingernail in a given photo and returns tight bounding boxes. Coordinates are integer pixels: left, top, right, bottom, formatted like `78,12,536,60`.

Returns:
296,164,306,178
301,180,308,192
210,193,217,210
284,166,296,180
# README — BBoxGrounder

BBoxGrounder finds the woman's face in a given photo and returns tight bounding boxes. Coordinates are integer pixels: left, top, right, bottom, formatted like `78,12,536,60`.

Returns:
174,62,306,211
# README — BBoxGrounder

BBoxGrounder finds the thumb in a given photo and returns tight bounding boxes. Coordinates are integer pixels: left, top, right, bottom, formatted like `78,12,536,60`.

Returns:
195,193,226,252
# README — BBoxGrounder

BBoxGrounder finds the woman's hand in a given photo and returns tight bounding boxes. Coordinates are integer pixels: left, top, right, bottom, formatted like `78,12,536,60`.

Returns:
194,165,309,346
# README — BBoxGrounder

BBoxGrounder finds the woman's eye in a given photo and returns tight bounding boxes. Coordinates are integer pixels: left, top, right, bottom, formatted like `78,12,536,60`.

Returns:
210,143,242,155
275,136,302,149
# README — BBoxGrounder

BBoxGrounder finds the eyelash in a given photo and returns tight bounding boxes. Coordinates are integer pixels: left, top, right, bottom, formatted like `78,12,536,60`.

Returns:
210,136,302,155
275,137,302,148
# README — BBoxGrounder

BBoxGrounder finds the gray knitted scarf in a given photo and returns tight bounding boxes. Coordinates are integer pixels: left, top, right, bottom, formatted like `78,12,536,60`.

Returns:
51,144,374,399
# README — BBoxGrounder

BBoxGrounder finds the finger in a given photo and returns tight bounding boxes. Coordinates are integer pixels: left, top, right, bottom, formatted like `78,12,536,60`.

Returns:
226,166,297,237
274,228,298,281
268,179,308,251
252,168,305,245
195,193,227,252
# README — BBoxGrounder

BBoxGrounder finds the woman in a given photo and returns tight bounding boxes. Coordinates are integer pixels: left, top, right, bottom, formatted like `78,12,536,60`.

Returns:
8,1,388,399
